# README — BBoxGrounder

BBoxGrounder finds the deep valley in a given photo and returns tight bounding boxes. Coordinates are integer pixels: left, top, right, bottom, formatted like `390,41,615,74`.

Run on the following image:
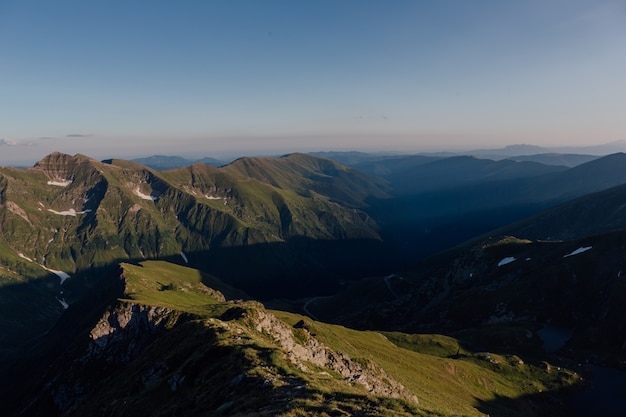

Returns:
2,150,626,416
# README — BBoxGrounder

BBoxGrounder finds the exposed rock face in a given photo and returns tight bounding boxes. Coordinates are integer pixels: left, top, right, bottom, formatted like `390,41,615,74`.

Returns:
33,152,97,186
87,302,182,363
240,306,419,404
42,302,183,414
18,296,421,417
33,152,80,179
6,201,31,224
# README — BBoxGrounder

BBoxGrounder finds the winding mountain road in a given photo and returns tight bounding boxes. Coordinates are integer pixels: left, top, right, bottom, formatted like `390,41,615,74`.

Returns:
303,296,332,321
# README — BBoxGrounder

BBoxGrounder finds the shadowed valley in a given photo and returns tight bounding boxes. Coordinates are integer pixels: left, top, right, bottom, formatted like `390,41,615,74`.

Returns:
3,151,626,415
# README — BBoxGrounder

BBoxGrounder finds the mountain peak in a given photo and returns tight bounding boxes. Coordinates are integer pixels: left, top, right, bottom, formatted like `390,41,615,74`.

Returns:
32,152,102,183
34,152,91,166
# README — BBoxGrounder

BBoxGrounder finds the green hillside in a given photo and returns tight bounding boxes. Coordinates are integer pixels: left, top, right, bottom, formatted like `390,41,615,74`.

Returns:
5,151,626,416
10,260,581,417
0,152,389,360
0,152,383,275
221,152,390,207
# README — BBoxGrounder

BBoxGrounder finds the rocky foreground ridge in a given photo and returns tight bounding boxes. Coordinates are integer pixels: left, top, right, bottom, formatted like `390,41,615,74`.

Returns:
16,265,419,417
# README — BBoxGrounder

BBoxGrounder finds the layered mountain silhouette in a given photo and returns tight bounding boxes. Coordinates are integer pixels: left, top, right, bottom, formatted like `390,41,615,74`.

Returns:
4,150,626,416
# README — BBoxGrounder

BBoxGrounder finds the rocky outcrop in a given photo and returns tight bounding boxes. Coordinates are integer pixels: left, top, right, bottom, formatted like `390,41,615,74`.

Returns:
6,201,31,224
86,302,183,363
41,302,184,414
33,152,89,184
232,305,419,404
18,294,422,417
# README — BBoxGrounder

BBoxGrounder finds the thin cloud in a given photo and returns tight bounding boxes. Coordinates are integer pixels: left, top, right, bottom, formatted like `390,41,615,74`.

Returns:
66,133,94,138
0,139,17,146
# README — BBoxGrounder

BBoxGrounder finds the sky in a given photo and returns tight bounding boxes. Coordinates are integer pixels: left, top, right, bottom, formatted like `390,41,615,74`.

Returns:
1,0,625,165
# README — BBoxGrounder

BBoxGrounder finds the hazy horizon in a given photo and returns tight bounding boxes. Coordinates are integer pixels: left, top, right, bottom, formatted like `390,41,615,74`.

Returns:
1,1,625,165
2,138,626,168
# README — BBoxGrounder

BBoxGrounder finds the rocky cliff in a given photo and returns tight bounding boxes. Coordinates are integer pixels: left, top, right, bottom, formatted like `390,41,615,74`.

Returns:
16,293,418,416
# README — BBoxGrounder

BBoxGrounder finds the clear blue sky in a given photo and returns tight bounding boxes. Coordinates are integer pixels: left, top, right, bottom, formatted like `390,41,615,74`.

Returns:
1,0,625,164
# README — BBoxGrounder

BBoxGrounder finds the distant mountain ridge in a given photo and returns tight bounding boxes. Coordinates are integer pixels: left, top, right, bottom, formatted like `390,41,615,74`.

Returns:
357,155,567,195
361,152,626,260
131,155,228,170
438,140,626,160
309,141,626,168
131,140,626,173
506,153,599,167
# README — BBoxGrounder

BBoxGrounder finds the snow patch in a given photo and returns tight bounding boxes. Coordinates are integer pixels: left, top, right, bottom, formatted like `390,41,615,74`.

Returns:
47,208,92,216
563,246,592,258
135,188,159,201
181,252,189,264
498,257,517,267
57,298,69,309
43,267,71,284
205,195,223,200
47,179,72,187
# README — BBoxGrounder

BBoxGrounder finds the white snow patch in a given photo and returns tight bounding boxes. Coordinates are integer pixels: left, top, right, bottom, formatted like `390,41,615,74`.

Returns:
135,188,158,201
498,257,517,267
181,252,189,264
47,208,92,216
57,298,69,309
43,267,71,284
18,253,33,262
205,195,223,200
525,258,532,261
469,272,473,278
47,179,73,187
563,246,592,258
38,202,45,207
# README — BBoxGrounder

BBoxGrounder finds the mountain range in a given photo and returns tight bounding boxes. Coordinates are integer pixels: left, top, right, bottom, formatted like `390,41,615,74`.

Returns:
3,150,626,415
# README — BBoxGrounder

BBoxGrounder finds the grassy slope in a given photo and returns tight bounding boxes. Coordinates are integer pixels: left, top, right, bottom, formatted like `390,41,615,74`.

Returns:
221,153,390,207
49,260,581,417
274,311,579,417
119,260,247,313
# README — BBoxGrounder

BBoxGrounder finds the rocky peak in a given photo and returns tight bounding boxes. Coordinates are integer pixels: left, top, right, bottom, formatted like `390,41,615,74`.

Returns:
33,152,104,189
34,151,87,172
